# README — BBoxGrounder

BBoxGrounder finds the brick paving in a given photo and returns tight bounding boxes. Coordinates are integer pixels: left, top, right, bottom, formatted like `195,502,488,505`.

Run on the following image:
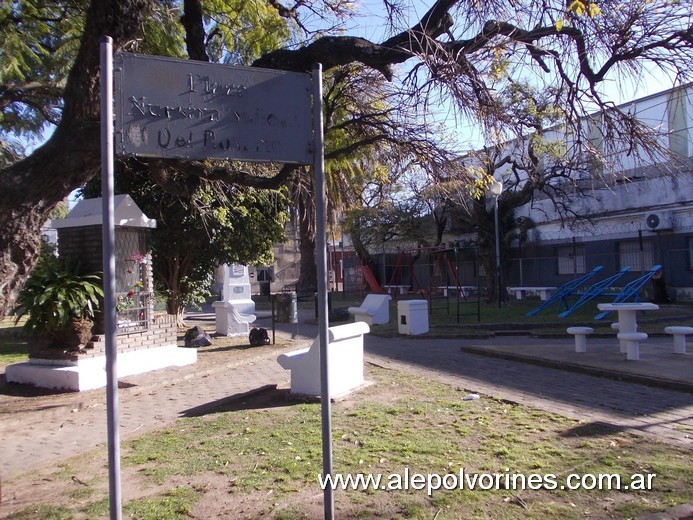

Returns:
1,309,691,484
0,337,296,480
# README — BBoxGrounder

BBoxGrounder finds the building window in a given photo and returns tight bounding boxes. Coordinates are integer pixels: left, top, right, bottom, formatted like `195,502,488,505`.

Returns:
256,267,273,282
587,114,605,175
667,88,688,158
115,229,147,293
557,245,586,275
618,239,655,272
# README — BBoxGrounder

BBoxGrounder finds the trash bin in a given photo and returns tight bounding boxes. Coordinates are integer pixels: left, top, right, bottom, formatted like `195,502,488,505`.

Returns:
397,300,429,335
275,292,298,323
314,291,333,319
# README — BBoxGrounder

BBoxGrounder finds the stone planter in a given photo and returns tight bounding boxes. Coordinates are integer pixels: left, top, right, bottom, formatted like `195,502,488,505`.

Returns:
47,318,94,351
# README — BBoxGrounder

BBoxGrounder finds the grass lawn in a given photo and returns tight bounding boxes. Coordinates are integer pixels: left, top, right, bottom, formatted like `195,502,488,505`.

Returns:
0,337,30,366
3,295,691,366
322,294,693,337
0,316,29,366
3,366,691,519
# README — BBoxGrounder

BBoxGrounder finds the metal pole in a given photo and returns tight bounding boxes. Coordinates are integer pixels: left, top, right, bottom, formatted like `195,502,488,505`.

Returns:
494,195,501,309
100,36,122,520
271,295,276,345
340,220,345,299
313,63,334,520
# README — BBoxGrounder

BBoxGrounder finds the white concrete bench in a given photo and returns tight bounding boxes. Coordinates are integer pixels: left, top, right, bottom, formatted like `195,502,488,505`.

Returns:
438,286,475,298
507,287,556,301
384,285,409,295
610,323,624,352
276,321,370,398
664,326,693,354
617,331,648,360
348,294,392,325
567,326,593,353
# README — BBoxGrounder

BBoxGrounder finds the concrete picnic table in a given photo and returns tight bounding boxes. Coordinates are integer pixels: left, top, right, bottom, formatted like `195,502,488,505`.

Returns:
597,302,659,354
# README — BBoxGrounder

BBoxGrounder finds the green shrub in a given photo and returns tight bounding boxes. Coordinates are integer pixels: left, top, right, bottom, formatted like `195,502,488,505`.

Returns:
15,254,104,338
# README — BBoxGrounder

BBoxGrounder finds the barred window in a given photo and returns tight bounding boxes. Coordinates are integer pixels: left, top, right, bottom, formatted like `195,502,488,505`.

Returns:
618,239,655,272
557,245,586,275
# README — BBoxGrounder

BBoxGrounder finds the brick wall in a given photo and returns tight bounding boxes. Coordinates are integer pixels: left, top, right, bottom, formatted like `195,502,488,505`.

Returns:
57,225,103,272
29,313,179,361
114,313,177,353
57,224,157,334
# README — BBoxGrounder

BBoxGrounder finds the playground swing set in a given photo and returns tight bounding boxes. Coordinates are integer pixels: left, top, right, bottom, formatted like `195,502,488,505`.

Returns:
355,245,662,325
357,246,482,323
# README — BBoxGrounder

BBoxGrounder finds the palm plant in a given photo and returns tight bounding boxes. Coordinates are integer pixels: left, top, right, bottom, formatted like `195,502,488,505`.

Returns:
15,253,103,349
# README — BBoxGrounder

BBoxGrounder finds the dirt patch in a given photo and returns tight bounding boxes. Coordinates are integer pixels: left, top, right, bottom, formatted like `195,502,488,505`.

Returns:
1,343,691,519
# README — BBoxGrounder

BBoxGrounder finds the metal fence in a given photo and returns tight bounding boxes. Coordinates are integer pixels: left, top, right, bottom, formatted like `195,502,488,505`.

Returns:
338,247,691,301
116,290,151,334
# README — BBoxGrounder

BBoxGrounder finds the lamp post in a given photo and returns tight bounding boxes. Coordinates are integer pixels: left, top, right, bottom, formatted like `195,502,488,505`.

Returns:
338,216,345,298
489,179,503,308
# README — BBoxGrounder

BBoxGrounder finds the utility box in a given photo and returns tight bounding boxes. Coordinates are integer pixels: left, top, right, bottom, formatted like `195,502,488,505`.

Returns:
397,300,429,335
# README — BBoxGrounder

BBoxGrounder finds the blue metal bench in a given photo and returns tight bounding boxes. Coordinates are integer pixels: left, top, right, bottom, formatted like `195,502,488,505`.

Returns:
557,266,632,318
593,265,662,320
526,266,604,317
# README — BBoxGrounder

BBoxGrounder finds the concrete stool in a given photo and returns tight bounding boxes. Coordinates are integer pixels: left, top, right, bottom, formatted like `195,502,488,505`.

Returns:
664,326,693,354
567,327,593,353
610,323,624,351
617,331,648,360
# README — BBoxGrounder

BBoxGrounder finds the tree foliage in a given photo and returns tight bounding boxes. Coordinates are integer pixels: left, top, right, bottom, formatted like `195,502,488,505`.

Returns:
15,251,103,336
0,0,691,316
82,166,288,317
0,0,86,140
293,62,454,292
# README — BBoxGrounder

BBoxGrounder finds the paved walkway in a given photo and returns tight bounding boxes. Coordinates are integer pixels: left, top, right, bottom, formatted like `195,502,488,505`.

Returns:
1,309,691,485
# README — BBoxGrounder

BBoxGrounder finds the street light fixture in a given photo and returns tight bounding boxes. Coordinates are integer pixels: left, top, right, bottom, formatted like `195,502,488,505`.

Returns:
489,180,503,308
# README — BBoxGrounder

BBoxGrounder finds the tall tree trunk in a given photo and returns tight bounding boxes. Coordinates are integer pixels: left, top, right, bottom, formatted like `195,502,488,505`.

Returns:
473,199,506,305
296,194,318,295
0,0,153,317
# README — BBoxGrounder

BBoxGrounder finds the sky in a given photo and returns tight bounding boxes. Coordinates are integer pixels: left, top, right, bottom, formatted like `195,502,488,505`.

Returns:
337,0,681,146
23,0,682,200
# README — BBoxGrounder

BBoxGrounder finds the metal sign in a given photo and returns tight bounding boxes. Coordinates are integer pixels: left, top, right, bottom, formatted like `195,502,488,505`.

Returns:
114,52,312,164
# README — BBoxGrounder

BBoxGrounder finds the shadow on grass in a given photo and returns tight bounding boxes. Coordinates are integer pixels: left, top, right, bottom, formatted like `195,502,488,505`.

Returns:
180,385,313,418
560,420,626,438
200,343,255,353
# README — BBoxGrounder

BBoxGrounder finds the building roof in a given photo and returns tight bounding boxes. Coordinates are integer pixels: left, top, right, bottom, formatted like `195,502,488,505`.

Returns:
51,194,156,229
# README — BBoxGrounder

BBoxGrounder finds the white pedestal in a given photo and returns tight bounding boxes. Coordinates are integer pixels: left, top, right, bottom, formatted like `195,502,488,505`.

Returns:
5,344,197,392
212,300,256,336
214,264,256,336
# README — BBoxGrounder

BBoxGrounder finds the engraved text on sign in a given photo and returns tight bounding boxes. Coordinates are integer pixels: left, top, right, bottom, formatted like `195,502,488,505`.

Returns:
113,53,312,164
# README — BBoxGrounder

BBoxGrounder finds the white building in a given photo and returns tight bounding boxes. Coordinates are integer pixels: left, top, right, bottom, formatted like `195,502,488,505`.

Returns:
493,83,692,299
